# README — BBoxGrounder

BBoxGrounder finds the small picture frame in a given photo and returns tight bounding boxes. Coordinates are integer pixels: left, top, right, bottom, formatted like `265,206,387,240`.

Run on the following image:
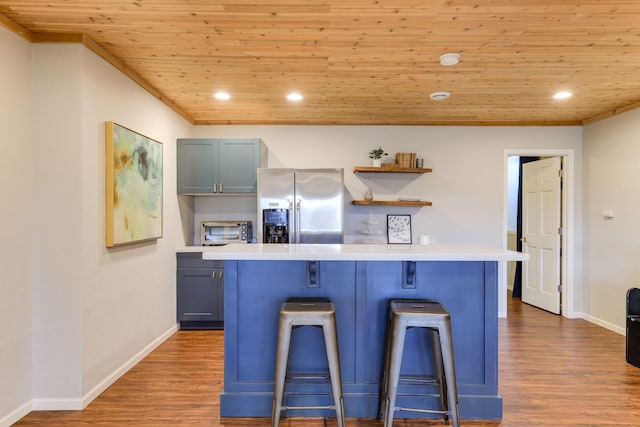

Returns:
387,214,412,244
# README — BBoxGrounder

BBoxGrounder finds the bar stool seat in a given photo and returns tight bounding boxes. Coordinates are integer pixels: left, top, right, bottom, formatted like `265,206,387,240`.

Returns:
379,299,460,427
272,298,346,427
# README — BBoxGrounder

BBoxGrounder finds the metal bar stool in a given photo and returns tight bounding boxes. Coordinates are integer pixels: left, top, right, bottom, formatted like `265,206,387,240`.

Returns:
379,300,460,427
272,299,346,427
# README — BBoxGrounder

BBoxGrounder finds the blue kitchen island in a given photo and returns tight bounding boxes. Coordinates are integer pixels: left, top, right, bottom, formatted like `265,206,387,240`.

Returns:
200,244,527,421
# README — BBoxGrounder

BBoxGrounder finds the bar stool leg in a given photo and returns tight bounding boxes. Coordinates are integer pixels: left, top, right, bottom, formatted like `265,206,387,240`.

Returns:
322,315,346,427
431,329,450,425
438,319,460,427
378,307,394,420
272,317,292,427
383,317,407,427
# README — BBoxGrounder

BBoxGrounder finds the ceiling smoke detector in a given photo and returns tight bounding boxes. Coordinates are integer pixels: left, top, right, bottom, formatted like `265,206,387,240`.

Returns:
429,91,451,101
439,53,460,66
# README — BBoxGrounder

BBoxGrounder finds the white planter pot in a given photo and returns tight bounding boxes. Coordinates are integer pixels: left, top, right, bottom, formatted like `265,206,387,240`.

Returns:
372,159,382,167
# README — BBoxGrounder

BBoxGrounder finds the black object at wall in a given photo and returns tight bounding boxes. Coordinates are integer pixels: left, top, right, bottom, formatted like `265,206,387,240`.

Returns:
627,288,640,368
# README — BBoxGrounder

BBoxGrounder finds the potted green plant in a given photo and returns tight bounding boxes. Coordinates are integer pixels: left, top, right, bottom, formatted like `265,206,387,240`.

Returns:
369,146,388,167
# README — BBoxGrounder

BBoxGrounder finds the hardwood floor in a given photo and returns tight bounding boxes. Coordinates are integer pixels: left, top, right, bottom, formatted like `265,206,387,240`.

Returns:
14,298,640,426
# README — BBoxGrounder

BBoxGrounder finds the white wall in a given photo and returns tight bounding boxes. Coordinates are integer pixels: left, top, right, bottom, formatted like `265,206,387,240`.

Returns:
1,30,193,423
583,109,640,330
31,42,85,405
79,46,192,400
0,27,34,425
193,125,582,245
31,43,192,408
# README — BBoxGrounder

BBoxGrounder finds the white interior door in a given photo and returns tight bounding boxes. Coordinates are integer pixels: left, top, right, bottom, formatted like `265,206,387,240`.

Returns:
522,157,562,314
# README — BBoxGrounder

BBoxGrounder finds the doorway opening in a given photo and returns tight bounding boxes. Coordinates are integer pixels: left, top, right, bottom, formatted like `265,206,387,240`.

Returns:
501,149,576,319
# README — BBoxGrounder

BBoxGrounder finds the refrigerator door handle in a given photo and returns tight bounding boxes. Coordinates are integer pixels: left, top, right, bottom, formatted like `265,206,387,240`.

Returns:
295,198,301,243
287,197,295,244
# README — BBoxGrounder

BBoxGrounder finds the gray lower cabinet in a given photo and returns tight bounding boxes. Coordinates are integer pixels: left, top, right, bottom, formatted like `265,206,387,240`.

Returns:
177,138,266,194
177,252,224,329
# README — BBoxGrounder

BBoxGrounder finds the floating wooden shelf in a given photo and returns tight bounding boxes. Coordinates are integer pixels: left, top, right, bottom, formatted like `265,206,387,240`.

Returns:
352,165,432,207
353,166,432,174
352,200,432,207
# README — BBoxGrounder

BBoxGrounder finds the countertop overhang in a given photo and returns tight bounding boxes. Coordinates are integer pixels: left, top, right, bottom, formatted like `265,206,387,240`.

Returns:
177,243,529,262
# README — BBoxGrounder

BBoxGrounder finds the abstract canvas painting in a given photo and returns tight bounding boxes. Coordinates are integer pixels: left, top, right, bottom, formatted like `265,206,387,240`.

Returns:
105,121,163,247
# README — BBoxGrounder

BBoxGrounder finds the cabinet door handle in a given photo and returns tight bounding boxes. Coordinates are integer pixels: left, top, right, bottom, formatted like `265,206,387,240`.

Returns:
213,183,217,193
220,182,223,193
212,272,216,280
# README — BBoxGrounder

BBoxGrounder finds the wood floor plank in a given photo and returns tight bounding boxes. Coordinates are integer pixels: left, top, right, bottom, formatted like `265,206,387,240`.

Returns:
14,298,640,426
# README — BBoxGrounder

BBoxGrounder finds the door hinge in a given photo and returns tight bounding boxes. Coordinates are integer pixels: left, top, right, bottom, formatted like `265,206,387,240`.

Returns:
558,227,564,235
558,284,563,293
558,169,563,178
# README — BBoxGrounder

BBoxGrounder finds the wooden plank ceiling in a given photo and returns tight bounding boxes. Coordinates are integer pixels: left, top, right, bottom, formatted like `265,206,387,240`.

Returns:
2,0,640,126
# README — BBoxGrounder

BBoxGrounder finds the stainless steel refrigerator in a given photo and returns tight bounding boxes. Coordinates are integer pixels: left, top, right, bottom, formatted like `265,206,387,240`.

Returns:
257,168,344,243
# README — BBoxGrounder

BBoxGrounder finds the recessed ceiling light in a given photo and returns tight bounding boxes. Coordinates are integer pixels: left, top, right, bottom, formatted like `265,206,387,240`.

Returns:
429,91,450,101
214,91,231,100
286,92,304,101
439,53,460,66
552,91,573,100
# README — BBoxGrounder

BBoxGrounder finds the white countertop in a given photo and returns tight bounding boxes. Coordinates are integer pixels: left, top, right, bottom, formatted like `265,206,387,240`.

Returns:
176,243,529,262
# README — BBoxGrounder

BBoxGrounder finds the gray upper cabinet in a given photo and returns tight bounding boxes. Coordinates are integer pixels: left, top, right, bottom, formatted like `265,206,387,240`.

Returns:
177,138,267,194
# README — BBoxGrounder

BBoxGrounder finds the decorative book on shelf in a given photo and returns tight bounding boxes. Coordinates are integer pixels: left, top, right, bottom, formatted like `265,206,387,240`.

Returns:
395,152,416,168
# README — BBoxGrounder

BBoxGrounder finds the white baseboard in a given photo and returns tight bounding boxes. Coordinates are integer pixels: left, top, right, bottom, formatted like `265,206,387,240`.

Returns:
24,323,178,414
31,398,83,411
0,401,32,427
580,313,625,336
80,323,179,408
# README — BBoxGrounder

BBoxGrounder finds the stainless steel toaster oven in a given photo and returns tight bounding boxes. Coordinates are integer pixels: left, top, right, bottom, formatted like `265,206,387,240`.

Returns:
200,221,252,245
